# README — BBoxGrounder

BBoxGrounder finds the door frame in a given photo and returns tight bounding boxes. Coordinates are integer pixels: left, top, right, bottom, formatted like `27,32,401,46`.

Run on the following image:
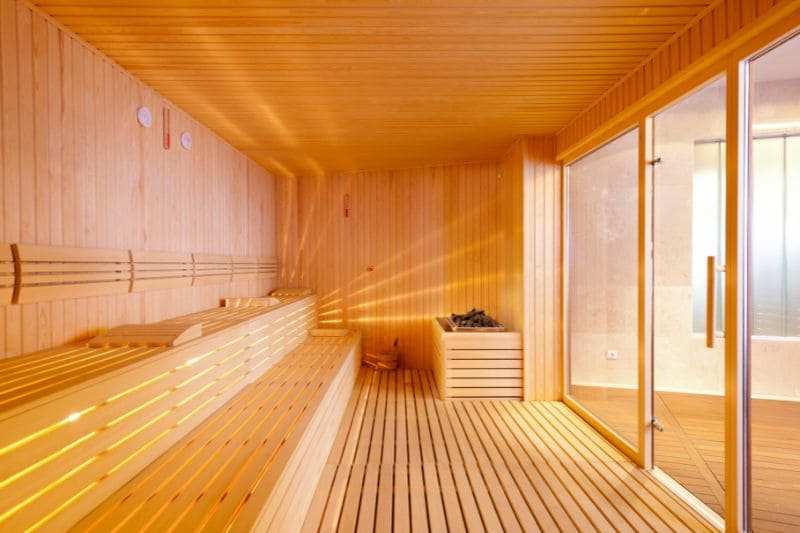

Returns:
561,126,646,468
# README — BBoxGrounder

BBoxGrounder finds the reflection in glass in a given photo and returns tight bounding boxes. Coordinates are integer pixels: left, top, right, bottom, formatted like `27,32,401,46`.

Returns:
654,77,726,517
692,141,725,334
566,128,639,448
690,135,800,337
749,32,800,532
753,137,789,336
787,137,800,337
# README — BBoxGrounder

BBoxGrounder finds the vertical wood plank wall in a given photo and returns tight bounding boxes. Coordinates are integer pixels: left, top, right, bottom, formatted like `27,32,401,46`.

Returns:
500,137,562,400
556,0,799,159
279,162,502,370
278,145,562,400
0,0,277,358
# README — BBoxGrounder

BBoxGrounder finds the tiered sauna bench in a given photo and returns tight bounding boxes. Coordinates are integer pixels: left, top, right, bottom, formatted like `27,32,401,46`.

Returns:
431,317,523,400
79,330,361,532
0,294,361,532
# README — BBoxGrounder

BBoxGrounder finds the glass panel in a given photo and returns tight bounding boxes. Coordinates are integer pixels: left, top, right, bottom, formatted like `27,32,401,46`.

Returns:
751,138,786,336
749,32,800,532
787,136,800,337
653,77,726,518
567,128,639,448
692,141,725,333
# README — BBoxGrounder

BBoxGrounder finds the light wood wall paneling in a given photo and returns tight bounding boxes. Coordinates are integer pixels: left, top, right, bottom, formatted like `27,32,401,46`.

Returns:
557,0,800,160
275,175,299,286
499,136,562,401
0,0,278,359
281,161,501,369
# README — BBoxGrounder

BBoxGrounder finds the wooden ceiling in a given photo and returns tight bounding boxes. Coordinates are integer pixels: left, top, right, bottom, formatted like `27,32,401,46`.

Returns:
34,1,713,177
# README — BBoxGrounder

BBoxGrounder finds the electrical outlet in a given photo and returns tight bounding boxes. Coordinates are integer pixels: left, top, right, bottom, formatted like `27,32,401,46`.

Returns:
606,350,618,360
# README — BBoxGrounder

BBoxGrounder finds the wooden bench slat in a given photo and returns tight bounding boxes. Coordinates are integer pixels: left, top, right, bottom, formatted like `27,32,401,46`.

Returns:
121,356,327,530
0,347,159,415
163,347,341,530
18,272,130,284
19,320,318,530
79,358,306,529
19,263,131,273
223,297,280,308
231,338,359,531
0,319,310,482
0,296,319,531
132,265,193,272
0,333,279,506
0,345,92,383
76,331,361,533
265,357,358,530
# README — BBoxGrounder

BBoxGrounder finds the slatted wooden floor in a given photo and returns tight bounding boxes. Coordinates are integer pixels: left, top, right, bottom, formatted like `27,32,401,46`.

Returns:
304,369,716,532
571,386,800,532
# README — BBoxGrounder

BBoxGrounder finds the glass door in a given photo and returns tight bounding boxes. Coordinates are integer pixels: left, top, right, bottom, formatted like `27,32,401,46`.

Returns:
563,25,800,531
564,128,641,458
650,77,728,521
747,32,800,532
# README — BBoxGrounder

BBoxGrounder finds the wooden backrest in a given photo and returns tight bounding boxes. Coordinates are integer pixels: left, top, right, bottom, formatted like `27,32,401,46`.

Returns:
0,244,278,304
0,245,14,305
192,253,232,285
130,250,193,291
231,255,278,281
15,244,131,304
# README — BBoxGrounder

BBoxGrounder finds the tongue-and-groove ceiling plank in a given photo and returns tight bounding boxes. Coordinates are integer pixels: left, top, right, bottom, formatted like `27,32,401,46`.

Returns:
33,1,713,176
